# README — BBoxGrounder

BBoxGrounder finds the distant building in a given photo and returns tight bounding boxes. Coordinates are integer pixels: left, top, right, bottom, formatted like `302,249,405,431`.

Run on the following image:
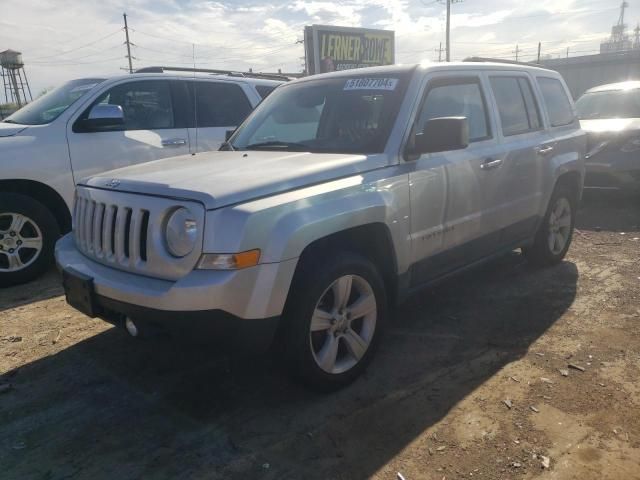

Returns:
542,50,640,98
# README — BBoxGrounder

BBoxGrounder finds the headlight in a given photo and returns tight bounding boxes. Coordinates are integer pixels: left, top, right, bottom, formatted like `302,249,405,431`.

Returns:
165,207,198,257
585,140,609,159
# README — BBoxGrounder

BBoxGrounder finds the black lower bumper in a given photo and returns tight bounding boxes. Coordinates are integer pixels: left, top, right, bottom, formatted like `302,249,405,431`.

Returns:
98,296,280,351
60,267,280,352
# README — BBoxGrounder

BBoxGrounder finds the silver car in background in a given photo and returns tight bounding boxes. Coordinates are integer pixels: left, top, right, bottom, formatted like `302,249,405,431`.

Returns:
576,81,640,193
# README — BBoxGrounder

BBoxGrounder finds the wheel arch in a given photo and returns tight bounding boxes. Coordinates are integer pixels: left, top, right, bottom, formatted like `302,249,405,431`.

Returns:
555,170,583,204
291,223,399,305
0,180,71,234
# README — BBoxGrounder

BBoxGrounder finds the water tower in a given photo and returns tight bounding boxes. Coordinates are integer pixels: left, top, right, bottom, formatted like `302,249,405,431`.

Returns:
0,49,33,107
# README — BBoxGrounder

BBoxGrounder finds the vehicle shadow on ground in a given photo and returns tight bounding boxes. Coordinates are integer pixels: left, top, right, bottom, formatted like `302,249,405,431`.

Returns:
0,267,62,314
577,190,640,232
0,252,578,479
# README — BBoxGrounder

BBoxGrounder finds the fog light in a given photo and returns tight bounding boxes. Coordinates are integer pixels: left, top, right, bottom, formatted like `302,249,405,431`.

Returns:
125,317,139,337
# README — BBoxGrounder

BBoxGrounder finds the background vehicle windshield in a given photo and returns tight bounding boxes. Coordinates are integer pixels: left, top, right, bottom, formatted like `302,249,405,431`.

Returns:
575,89,640,119
231,73,411,154
4,78,105,125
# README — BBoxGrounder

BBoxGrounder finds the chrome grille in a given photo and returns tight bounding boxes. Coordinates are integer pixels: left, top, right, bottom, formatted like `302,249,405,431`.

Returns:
72,187,204,281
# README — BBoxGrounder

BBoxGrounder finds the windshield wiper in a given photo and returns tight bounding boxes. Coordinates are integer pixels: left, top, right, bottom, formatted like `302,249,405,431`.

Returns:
244,141,309,151
2,119,17,124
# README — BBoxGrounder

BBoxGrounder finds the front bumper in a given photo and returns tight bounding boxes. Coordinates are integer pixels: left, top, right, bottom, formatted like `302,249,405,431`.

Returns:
585,152,640,191
55,234,298,338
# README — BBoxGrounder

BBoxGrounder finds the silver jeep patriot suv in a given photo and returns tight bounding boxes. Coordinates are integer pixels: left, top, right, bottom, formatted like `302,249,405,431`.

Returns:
56,62,585,390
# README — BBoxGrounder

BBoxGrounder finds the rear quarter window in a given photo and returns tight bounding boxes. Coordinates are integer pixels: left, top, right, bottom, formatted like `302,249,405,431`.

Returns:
255,85,277,99
537,77,575,127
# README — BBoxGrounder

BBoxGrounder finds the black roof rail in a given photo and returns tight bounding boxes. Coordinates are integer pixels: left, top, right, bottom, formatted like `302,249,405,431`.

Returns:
134,66,291,81
463,57,543,67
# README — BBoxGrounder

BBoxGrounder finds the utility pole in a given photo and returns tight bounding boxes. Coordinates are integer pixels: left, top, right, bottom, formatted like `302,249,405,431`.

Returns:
444,0,463,62
445,0,451,61
513,44,519,62
436,42,444,62
123,13,133,74
537,42,541,63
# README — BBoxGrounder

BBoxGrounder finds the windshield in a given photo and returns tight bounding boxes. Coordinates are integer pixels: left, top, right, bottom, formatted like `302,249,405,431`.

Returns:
575,89,640,120
4,78,105,125
230,73,411,154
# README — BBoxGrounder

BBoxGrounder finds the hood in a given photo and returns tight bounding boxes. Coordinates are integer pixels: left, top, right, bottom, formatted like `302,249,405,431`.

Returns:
0,122,28,137
580,118,640,134
82,150,386,210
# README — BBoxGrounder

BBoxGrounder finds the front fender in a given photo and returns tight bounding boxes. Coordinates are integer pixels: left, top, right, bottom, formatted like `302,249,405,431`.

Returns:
202,171,411,273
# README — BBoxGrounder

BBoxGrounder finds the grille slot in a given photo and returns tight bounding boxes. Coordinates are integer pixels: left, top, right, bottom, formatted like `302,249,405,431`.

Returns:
139,210,150,262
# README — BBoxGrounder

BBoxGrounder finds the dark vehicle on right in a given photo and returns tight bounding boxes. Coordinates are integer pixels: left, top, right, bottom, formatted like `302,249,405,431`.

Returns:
576,81,640,193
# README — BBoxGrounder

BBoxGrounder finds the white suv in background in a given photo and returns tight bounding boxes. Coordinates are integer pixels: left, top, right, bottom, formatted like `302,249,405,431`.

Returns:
0,67,285,286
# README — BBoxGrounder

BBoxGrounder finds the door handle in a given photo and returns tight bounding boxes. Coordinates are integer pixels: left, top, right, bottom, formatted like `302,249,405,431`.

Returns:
162,138,187,147
480,158,503,170
535,145,554,156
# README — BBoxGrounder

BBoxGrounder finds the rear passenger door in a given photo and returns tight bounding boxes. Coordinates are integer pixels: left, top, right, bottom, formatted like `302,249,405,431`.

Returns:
187,80,254,152
487,73,552,242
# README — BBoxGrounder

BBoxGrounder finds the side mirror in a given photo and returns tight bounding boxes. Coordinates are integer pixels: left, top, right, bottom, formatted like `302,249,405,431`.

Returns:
412,116,469,155
78,104,124,131
225,129,235,141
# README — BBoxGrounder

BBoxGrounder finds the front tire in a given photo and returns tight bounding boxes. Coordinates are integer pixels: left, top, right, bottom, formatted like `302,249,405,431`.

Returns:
282,252,387,391
0,193,60,287
523,185,576,266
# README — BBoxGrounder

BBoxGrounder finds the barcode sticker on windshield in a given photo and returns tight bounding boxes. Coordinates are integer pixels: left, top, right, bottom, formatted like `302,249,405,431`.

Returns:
344,78,398,91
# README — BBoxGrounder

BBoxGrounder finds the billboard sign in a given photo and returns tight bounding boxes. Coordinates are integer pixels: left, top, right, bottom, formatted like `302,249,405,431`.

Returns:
304,25,395,75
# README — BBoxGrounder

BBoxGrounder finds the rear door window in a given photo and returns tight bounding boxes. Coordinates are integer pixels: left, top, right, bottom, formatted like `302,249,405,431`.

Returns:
192,82,252,127
538,77,575,127
490,76,541,136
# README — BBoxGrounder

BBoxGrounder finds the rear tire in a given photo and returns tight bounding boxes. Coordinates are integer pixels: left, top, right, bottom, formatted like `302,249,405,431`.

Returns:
0,193,60,287
281,251,387,392
523,184,576,266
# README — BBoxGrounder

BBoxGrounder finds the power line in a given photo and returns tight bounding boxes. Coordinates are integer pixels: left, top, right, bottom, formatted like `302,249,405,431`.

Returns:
29,29,123,61
30,44,123,64
28,56,124,67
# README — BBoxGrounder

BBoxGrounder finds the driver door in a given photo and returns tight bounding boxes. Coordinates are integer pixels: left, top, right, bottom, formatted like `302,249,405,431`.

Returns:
66,79,190,182
408,74,502,285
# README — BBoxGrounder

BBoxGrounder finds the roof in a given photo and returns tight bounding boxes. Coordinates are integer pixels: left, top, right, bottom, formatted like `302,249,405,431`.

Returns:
585,80,640,93
94,72,283,86
293,61,556,85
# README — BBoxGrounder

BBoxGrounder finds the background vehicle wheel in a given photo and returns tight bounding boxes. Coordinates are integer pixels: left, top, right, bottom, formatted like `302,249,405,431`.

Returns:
523,184,576,266
282,252,387,391
0,193,60,287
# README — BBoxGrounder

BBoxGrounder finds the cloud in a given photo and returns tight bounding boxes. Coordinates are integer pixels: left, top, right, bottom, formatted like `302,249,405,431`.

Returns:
0,0,631,95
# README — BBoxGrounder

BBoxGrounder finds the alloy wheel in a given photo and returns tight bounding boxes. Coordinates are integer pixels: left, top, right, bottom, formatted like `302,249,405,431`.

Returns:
0,212,44,272
309,274,377,375
547,197,572,255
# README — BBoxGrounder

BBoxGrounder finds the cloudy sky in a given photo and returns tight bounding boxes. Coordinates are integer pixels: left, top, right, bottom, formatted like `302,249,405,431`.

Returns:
0,0,633,95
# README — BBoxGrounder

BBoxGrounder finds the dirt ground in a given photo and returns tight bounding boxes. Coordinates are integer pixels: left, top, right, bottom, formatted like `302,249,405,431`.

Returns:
1,190,639,480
